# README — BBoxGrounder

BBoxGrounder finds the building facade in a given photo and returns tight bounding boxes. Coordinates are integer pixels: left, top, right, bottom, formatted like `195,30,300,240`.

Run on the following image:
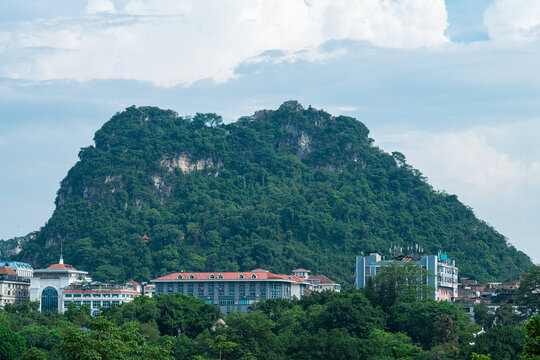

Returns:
0,261,34,278
356,251,458,301
0,266,30,308
292,269,341,292
151,269,310,314
30,257,91,312
63,281,142,316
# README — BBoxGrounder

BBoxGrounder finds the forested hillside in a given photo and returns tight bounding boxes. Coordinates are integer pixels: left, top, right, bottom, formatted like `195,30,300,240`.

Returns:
12,101,531,284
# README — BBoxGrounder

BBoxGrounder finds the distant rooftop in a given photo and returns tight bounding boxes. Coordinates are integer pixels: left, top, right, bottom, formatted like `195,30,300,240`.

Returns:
0,266,17,275
153,271,307,283
0,261,33,270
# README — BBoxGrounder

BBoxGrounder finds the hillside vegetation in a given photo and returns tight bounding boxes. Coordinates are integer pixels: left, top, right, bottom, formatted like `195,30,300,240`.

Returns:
12,101,531,284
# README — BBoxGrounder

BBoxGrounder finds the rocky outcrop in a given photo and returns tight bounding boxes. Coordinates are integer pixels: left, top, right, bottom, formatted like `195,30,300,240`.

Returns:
161,154,221,173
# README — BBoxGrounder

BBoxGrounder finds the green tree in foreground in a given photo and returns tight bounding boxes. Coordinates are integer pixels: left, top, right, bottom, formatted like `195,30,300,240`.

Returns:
21,347,47,360
523,315,540,360
0,326,26,360
472,325,525,360
471,353,491,360
517,265,540,317
61,316,172,360
371,262,434,310
473,303,495,330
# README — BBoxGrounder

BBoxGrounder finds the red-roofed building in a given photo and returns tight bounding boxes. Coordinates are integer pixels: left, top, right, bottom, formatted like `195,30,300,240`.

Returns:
0,266,30,308
151,269,310,314
292,269,341,292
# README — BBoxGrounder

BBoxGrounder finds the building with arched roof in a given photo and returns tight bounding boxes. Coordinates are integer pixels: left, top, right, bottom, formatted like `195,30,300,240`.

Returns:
30,256,91,312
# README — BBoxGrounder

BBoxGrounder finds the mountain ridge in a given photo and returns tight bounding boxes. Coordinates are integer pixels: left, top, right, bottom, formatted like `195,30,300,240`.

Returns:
6,101,532,284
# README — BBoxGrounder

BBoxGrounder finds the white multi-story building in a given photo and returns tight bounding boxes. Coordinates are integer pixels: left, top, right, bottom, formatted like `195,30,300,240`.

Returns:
30,257,91,312
292,269,341,292
63,280,142,316
0,266,30,308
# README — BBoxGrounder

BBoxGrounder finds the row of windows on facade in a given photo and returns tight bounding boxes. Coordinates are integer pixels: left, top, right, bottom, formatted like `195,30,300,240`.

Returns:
156,282,288,297
3,290,29,296
177,273,266,280
63,293,136,298
64,300,122,309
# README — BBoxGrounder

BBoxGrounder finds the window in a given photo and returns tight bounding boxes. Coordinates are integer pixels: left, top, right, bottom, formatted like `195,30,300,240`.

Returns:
251,274,257,279
93,293,100,297
239,283,245,296
198,284,204,297
205,300,214,304
188,284,194,296
209,274,215,279
229,283,235,296
218,274,224,279
249,283,256,296
218,299,234,305
112,301,120,306
239,299,249,305
73,294,81,298
238,274,244,279
112,294,119,298
83,301,91,306
189,274,195,279
103,293,111,298
102,301,110,308
157,284,164,293
208,284,214,296
83,294,91,298
65,294,73,298
41,287,58,312
92,301,100,309
218,283,224,296
177,274,183,279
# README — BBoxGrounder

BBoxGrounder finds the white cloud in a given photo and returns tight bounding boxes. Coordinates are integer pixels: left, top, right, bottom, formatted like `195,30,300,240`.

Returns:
484,0,540,42
0,0,449,86
85,0,116,14
376,121,540,260
377,122,540,203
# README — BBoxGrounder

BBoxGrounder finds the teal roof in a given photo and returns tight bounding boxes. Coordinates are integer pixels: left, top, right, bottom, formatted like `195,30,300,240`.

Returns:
0,260,33,270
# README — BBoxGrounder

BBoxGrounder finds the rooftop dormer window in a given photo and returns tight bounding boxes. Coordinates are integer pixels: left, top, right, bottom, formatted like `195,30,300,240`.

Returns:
218,274,224,279
177,274,183,279
209,274,215,279
251,274,257,279
189,274,195,279
238,274,244,279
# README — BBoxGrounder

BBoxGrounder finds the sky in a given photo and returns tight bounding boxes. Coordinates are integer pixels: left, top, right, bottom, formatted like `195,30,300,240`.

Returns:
0,0,539,263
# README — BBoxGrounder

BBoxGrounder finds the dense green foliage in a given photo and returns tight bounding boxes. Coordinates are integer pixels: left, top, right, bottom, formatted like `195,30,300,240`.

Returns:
523,315,540,359
471,325,526,359
11,101,531,283
0,289,535,360
0,265,535,360
517,265,540,317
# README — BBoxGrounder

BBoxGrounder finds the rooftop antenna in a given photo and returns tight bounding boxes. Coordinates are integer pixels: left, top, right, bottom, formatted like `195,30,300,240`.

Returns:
59,241,64,264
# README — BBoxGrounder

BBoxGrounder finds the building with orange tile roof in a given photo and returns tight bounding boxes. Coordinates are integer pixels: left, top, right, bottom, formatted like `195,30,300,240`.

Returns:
151,269,310,314
292,269,341,292
0,266,30,308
